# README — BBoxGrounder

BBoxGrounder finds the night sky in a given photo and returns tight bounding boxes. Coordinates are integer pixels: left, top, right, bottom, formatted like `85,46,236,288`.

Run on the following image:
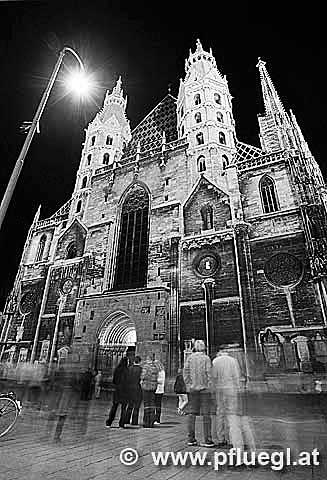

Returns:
0,1,326,308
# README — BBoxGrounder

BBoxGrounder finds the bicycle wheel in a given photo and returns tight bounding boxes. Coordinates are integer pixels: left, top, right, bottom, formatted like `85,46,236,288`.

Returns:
0,397,19,438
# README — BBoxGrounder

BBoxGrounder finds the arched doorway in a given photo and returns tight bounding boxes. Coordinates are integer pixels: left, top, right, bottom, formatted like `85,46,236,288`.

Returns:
95,311,136,379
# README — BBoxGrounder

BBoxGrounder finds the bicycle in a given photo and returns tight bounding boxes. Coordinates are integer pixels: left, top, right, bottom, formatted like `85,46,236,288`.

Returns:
0,392,22,438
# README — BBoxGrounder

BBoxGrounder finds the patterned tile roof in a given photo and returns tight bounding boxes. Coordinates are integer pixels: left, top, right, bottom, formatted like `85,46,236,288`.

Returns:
122,94,178,160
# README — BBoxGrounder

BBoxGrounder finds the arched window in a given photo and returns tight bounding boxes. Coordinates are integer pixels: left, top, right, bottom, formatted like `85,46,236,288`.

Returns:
195,112,202,123
35,234,46,262
181,125,185,137
219,132,226,144
200,204,214,230
91,136,96,146
76,200,82,213
214,93,221,105
194,94,201,105
114,184,150,290
103,153,110,165
87,154,92,165
66,242,77,259
197,156,206,172
81,176,87,189
106,135,113,146
217,111,223,123
196,132,204,145
260,176,279,213
180,106,184,117
222,155,229,170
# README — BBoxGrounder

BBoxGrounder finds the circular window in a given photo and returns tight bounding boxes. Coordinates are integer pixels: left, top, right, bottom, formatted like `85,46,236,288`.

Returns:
19,291,37,315
264,253,303,288
60,278,74,295
194,253,220,277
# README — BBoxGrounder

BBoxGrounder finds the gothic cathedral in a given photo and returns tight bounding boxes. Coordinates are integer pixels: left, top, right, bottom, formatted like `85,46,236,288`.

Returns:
1,40,327,376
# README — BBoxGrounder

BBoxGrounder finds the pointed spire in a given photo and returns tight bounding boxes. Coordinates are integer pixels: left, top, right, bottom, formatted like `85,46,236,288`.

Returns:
195,38,204,53
257,58,287,119
33,205,41,225
113,76,123,96
290,109,311,157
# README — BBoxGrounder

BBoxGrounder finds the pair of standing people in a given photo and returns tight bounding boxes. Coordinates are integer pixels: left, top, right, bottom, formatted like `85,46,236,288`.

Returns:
141,356,165,427
183,339,255,453
106,356,143,428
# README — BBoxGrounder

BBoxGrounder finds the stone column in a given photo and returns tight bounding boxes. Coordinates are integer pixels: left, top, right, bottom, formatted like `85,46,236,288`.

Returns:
202,278,215,357
169,236,180,374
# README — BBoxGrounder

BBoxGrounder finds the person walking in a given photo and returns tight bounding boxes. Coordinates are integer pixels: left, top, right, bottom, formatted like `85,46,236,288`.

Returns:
183,339,214,447
125,356,142,427
105,357,129,428
94,370,102,399
211,346,255,454
154,361,165,425
174,368,188,415
141,355,159,428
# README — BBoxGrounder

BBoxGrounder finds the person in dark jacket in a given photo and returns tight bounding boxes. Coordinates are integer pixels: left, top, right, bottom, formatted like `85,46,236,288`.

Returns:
174,368,188,415
125,356,142,427
105,357,129,428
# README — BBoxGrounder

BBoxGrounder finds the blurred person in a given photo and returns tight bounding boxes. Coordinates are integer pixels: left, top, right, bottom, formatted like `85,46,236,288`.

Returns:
174,368,188,415
212,346,255,454
154,361,165,424
94,370,102,399
125,356,142,427
183,339,214,447
141,355,160,428
80,368,94,401
105,357,129,428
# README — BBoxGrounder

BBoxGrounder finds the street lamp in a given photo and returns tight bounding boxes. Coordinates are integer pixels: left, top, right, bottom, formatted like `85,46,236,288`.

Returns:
0,46,91,232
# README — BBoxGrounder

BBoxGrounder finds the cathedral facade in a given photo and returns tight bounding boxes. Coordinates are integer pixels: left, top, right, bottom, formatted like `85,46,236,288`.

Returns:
1,40,327,376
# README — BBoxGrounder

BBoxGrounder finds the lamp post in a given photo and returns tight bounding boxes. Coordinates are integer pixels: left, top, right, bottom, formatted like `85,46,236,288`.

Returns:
0,47,86,232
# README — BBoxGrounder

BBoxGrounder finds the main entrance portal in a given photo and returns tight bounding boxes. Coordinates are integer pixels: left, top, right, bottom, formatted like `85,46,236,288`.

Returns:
95,311,136,380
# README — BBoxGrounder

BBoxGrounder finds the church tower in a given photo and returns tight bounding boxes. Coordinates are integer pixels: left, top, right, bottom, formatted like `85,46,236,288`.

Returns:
177,39,237,185
71,77,132,218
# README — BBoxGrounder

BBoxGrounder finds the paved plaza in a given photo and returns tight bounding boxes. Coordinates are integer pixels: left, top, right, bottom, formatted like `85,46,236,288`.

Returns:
0,396,327,480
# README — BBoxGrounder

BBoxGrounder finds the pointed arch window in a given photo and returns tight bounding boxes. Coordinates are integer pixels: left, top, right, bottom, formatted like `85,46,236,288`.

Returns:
260,176,279,213
66,242,77,259
114,184,149,290
91,136,96,146
217,111,223,123
200,204,214,230
103,153,110,165
214,93,221,105
106,135,113,146
194,94,201,105
87,154,92,165
76,200,82,213
35,234,46,262
196,132,204,145
180,106,184,117
197,156,206,173
180,125,185,137
81,176,87,189
222,155,229,171
195,112,202,124
219,132,226,145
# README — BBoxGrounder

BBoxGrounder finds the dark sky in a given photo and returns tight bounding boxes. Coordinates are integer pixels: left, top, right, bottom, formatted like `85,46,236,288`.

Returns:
0,1,326,308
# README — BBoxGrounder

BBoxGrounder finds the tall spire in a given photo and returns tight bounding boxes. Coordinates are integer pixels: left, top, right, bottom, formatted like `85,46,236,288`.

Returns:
257,58,287,119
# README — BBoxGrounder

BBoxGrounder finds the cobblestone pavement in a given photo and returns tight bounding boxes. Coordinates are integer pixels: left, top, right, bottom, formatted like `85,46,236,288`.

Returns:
0,398,326,480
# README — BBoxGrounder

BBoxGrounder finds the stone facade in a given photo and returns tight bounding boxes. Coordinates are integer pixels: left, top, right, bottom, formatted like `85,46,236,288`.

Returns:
1,40,327,376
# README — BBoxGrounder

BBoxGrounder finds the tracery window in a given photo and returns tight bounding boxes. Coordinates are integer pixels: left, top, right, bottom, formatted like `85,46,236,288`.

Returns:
195,112,202,123
196,132,204,145
35,234,46,262
214,93,221,105
260,176,279,213
200,204,214,230
66,242,77,259
103,153,110,165
114,184,149,290
197,156,206,172
217,111,223,123
81,176,87,189
219,132,226,144
106,135,113,146
194,94,201,105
